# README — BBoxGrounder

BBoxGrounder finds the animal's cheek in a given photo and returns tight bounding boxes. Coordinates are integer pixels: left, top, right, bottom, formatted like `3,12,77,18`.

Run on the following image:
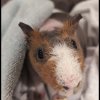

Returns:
32,61,62,90
29,52,63,90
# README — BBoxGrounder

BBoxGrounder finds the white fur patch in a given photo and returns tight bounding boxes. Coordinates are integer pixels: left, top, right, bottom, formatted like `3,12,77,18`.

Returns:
49,43,82,89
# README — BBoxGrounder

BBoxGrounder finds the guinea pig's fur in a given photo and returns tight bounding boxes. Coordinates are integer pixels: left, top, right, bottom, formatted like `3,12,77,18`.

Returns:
13,0,86,100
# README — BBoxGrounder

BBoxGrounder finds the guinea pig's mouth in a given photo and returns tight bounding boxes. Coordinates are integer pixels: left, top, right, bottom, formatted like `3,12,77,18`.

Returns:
58,81,83,97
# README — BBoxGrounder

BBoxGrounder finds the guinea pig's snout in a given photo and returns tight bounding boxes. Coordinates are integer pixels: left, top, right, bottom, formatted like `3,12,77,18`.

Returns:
63,81,81,91
62,74,82,90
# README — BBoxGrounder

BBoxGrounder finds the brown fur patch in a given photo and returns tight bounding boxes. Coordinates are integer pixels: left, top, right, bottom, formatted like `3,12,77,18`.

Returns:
28,44,62,91
27,30,66,90
60,20,77,38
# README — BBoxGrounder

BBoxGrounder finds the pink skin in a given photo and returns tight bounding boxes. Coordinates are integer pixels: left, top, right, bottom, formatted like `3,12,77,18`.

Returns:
64,75,79,88
40,19,63,31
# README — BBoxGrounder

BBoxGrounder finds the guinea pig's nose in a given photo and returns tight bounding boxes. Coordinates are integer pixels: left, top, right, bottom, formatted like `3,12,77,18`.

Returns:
63,86,69,90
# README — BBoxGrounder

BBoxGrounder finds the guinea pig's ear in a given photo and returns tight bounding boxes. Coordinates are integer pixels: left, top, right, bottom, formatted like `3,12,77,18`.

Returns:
71,14,82,26
19,22,34,37
19,22,36,48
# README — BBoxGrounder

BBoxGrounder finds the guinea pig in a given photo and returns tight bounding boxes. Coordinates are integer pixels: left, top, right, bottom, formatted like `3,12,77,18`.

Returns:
16,0,85,100
18,13,85,99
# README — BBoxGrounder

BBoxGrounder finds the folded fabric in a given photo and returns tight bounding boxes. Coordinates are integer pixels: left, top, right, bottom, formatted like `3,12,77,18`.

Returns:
2,0,99,100
70,0,99,100
1,0,54,100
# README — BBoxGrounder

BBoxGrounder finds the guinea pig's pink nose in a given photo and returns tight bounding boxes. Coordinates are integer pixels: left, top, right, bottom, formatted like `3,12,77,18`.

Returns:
64,75,81,88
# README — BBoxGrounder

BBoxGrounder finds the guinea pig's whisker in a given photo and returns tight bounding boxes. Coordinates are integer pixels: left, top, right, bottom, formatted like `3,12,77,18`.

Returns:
49,54,57,56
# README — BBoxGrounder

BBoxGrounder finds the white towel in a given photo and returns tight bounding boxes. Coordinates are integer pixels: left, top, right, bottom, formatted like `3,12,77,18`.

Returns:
1,0,54,100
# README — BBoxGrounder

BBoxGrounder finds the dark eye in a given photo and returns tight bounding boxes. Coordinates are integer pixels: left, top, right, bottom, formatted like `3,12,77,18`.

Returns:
71,40,77,49
37,48,44,59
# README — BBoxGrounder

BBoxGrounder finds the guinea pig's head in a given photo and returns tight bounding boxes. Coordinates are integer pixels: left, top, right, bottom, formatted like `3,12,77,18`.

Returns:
19,14,85,97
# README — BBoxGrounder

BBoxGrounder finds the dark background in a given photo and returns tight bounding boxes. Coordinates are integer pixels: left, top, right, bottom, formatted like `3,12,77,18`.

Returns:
1,0,9,6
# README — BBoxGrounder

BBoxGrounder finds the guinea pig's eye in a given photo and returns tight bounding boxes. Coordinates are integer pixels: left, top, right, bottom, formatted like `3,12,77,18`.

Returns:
71,40,77,49
37,48,44,59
